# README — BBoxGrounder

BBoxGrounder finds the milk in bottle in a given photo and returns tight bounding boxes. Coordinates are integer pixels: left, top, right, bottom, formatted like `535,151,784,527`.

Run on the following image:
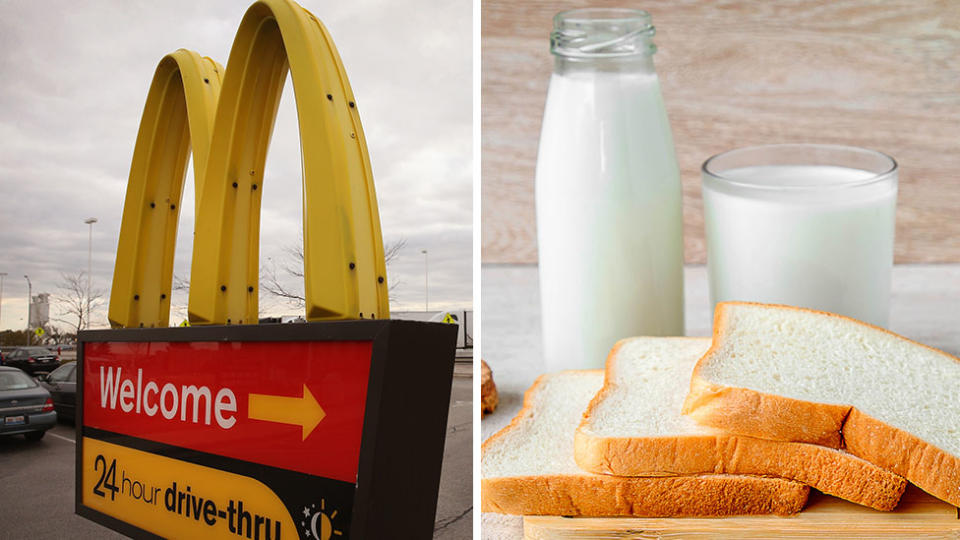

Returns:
535,9,685,371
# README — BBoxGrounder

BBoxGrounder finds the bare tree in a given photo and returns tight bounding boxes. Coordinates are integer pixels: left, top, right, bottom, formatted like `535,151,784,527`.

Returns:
41,324,66,346
261,238,406,308
27,322,66,346
172,274,190,292
166,274,191,325
384,239,406,270
162,239,404,324
54,271,105,335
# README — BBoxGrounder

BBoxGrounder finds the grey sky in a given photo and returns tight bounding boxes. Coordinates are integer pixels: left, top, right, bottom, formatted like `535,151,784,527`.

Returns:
0,0,472,331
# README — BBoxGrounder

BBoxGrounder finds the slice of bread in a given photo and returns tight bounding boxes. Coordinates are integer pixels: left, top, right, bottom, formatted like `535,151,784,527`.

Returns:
482,370,810,516
576,337,906,511
683,302,960,507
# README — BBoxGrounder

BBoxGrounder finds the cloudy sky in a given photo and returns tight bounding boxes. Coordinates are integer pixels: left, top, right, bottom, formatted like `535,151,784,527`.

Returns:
0,0,472,331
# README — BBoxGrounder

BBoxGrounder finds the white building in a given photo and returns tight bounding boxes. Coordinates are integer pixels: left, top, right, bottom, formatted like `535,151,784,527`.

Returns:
30,293,49,327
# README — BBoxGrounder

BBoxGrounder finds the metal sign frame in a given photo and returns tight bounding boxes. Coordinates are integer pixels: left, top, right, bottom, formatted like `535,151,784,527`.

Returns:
76,320,457,539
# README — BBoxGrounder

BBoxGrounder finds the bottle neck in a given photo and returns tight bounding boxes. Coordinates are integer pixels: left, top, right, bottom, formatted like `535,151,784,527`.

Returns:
553,53,656,76
549,8,658,77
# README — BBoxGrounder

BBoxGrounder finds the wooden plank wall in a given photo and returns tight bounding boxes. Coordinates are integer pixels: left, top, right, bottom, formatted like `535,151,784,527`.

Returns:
482,0,960,264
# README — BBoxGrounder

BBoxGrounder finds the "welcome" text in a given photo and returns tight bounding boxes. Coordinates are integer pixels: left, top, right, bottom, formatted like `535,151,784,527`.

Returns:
99,367,237,429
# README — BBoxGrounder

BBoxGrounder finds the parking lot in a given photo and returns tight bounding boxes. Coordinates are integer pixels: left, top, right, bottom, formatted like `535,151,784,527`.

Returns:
0,422,124,538
0,365,472,539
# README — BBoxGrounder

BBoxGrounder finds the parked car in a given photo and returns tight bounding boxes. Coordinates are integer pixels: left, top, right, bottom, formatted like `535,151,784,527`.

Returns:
0,366,56,440
39,362,76,421
2,347,59,375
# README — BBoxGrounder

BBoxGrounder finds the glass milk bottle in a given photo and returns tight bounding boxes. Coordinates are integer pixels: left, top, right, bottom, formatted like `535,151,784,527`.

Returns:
535,8,684,371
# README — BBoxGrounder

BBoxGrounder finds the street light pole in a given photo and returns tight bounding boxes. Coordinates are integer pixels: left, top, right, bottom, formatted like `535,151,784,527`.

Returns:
421,249,429,312
0,272,6,346
84,217,98,330
24,275,31,346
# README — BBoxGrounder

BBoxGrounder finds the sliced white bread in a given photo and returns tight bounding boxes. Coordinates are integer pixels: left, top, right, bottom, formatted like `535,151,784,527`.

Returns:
575,337,906,511
482,370,810,516
683,302,960,507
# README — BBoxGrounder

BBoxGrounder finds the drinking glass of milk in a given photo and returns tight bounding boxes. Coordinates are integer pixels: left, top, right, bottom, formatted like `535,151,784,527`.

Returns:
535,8,685,371
702,144,898,327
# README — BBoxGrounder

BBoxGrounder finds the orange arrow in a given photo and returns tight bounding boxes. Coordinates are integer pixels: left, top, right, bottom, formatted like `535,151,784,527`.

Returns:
248,384,326,440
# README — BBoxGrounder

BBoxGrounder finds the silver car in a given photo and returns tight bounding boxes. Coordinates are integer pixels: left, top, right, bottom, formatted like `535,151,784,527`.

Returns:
0,366,56,440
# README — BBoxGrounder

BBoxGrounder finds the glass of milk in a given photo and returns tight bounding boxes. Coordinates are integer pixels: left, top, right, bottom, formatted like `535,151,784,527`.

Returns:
535,9,685,371
702,144,898,327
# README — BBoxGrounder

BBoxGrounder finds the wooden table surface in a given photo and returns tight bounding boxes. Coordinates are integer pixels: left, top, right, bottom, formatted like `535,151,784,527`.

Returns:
479,263,960,538
481,0,960,264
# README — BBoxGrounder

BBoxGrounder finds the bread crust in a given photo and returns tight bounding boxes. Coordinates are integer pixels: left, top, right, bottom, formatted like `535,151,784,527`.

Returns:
482,370,810,517
684,302,960,508
683,376,850,449
578,337,905,511
843,409,960,507
575,431,904,511
481,474,809,517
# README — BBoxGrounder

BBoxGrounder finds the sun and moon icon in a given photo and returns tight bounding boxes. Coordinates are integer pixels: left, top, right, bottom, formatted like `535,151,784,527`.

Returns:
301,499,342,540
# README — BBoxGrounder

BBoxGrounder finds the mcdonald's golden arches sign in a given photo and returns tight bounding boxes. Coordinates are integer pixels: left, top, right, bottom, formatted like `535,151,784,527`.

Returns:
108,0,389,330
79,2,458,539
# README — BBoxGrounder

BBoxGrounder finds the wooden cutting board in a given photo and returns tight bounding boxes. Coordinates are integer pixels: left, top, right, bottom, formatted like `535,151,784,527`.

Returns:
523,485,960,539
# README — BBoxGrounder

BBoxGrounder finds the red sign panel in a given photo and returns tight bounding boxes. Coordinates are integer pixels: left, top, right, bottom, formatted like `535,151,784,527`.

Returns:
83,340,373,483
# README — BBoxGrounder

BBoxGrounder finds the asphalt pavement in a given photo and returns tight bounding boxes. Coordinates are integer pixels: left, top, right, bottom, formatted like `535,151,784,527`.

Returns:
0,422,125,539
0,366,473,539
434,364,473,539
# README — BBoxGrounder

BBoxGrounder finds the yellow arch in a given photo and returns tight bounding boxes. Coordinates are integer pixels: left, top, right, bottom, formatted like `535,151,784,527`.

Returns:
109,0,389,328
188,0,388,325
108,50,223,328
